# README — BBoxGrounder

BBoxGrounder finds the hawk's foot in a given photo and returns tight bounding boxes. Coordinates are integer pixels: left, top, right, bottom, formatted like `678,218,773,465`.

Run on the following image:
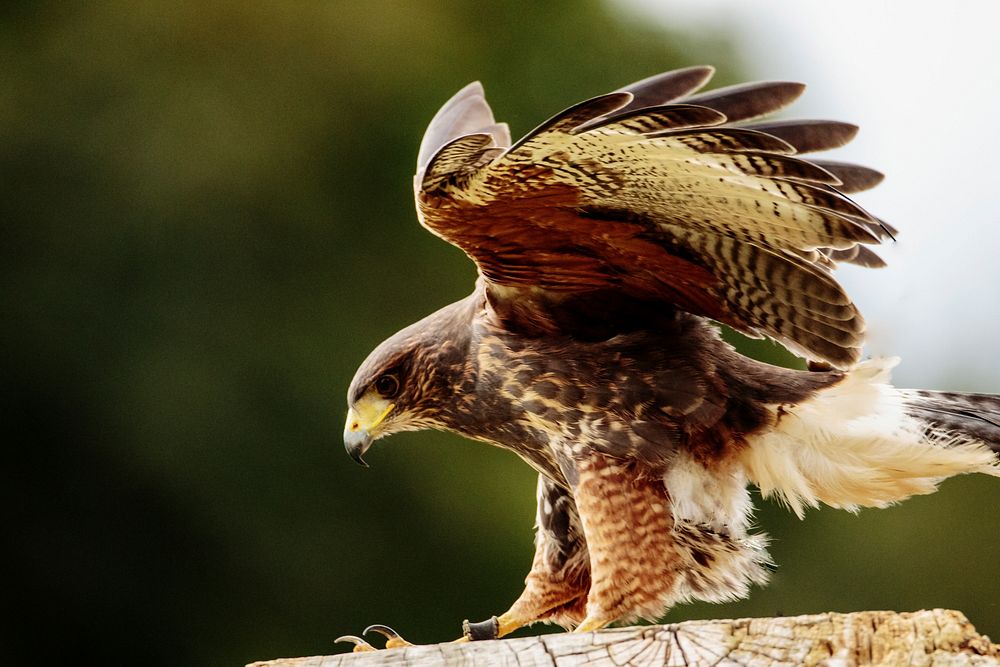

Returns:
334,624,415,652
335,622,486,653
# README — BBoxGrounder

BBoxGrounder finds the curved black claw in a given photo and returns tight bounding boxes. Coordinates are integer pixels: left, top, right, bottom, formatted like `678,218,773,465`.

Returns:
364,624,413,649
334,635,376,653
463,616,500,641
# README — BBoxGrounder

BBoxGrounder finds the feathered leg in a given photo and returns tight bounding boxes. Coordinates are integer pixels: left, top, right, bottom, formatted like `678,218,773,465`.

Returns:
558,449,680,631
467,474,590,639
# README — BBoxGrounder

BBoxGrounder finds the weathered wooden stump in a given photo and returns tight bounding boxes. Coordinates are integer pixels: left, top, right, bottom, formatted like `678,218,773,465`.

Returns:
248,609,999,666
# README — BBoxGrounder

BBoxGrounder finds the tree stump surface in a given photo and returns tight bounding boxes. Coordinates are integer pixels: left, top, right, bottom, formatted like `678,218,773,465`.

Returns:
248,609,999,666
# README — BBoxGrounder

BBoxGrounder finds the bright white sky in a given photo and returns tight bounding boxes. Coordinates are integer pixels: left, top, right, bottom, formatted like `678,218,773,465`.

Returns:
617,0,1000,390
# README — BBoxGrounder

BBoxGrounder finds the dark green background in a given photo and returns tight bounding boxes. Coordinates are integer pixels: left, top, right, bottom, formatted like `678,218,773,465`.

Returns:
3,2,997,665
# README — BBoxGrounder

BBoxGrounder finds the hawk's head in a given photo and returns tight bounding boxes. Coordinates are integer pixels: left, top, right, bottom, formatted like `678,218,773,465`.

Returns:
344,330,424,467
343,298,476,466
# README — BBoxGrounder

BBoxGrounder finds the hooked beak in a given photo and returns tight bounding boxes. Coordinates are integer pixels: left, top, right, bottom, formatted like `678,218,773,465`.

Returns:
343,419,372,467
343,398,394,467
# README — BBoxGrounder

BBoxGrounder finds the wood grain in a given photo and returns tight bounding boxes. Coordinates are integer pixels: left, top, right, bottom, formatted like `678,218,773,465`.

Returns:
248,609,999,666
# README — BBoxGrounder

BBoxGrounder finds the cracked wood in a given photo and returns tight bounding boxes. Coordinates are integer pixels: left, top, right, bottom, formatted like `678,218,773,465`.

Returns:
248,609,1000,666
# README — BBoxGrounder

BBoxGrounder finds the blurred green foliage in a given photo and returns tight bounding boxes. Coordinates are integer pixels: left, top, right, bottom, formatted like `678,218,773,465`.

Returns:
2,2,997,666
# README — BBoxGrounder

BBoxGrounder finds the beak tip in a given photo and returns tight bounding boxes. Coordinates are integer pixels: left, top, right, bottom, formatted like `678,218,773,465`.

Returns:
345,435,373,468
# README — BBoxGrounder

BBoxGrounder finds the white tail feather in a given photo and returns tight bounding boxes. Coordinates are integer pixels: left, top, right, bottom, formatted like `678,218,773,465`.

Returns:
742,358,1000,518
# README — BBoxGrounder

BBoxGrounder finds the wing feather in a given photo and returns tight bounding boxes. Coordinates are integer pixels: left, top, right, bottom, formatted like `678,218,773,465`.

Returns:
575,104,727,135
614,65,716,111
825,245,887,268
743,119,859,153
811,160,885,193
675,151,842,185
655,127,796,153
421,133,499,191
681,81,806,123
416,82,510,186
506,93,632,155
413,69,889,368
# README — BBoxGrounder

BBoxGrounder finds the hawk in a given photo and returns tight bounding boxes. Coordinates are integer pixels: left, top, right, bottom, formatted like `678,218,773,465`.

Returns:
339,66,1000,648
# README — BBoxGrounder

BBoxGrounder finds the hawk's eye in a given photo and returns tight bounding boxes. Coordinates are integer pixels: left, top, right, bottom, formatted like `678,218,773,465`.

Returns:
375,373,400,398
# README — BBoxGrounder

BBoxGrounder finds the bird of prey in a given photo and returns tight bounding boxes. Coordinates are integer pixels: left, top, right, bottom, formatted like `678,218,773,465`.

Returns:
340,66,1000,649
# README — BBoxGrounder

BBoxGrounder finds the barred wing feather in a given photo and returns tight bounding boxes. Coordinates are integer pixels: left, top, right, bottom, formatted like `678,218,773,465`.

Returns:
413,67,888,368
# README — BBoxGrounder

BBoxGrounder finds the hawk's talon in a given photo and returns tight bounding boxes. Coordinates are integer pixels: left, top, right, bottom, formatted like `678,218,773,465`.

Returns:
574,616,610,633
364,623,414,649
463,616,500,641
334,635,376,653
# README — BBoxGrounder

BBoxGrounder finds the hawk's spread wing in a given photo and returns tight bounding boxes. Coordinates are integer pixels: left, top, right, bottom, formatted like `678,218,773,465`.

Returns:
413,66,888,368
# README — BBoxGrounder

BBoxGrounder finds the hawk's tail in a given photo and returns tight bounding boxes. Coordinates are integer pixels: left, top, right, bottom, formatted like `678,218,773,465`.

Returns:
901,390,1000,455
741,358,1000,517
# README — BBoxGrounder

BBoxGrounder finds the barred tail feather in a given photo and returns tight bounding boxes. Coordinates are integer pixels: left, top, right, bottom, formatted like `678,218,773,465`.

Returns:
901,389,1000,454
741,358,1000,518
